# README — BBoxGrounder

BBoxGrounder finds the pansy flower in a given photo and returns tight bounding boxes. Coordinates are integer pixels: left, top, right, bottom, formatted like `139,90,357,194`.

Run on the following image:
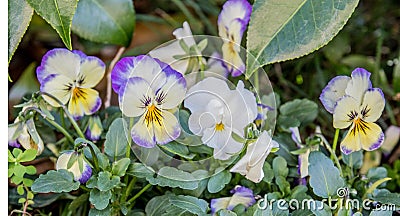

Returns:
185,77,257,160
112,55,186,148
230,131,279,183
56,151,92,184
218,0,252,77
211,185,256,214
149,21,204,75
8,118,44,155
254,103,273,128
320,68,385,154
36,48,105,119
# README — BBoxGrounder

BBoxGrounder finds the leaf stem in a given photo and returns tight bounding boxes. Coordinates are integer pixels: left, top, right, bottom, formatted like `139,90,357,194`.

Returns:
127,183,152,205
46,118,74,144
331,128,340,160
104,47,126,109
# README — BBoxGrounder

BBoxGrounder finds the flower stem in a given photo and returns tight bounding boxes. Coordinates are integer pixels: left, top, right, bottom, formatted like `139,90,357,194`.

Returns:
127,183,152,205
331,128,340,160
46,118,74,144
104,47,126,109
40,92,85,138
253,70,259,93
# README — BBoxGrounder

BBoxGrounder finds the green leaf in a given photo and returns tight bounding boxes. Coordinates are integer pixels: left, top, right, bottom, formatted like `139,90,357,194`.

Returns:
160,142,195,160
89,189,111,210
126,163,155,179
9,63,40,105
308,152,345,198
97,171,120,191
275,176,290,195
278,99,318,128
23,178,34,187
169,195,209,215
17,185,25,195
104,118,129,159
31,170,80,193
145,194,174,216
262,162,274,183
342,151,363,169
72,0,135,46
370,190,400,206
218,209,237,216
147,167,199,190
13,164,26,178
367,167,388,183
207,170,232,193
111,158,130,177
13,148,23,158
394,54,400,93
69,193,89,212
246,0,359,76
8,150,15,162
89,206,112,216
12,175,23,185
369,210,394,216
26,0,78,49
8,0,34,63
272,156,288,177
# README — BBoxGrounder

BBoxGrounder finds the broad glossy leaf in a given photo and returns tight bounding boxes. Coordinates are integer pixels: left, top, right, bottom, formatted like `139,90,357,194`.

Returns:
308,152,345,198
89,188,111,210
147,167,198,190
145,194,173,216
26,0,77,50
207,169,231,193
246,0,359,76
31,170,80,193
169,195,209,215
8,0,33,63
72,0,135,46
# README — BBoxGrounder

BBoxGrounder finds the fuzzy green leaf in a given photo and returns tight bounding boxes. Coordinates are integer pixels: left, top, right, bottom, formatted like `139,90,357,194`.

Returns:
111,158,130,177
308,152,345,198
89,188,111,210
72,0,135,46
169,195,209,215
246,0,359,76
104,118,129,159
26,0,78,49
207,170,232,193
31,170,80,193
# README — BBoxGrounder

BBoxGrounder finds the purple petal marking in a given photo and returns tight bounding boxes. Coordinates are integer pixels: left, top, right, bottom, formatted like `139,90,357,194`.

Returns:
155,58,187,88
72,50,87,60
157,124,181,145
351,68,372,89
9,140,21,148
36,48,73,84
111,56,136,94
231,64,245,77
366,88,385,103
85,127,100,141
368,131,385,151
89,96,102,114
319,75,350,114
218,0,252,38
79,163,92,184
131,126,156,148
84,56,106,70
341,145,353,155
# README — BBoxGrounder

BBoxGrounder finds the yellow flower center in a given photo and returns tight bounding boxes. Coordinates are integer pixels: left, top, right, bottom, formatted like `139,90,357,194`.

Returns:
145,104,163,127
71,87,87,104
215,122,225,131
351,117,369,136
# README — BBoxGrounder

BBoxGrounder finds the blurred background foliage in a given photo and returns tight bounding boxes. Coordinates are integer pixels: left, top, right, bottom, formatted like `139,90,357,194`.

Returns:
9,0,400,185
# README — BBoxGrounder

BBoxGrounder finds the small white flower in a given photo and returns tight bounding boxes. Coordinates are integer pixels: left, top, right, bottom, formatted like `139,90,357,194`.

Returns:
230,131,279,183
56,151,92,184
185,77,257,160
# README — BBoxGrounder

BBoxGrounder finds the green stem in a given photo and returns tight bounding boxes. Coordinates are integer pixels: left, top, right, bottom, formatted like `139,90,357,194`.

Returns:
40,92,85,138
126,118,134,158
127,184,152,204
87,144,99,171
122,177,137,202
59,108,66,129
253,70,260,93
47,118,74,144
331,129,340,160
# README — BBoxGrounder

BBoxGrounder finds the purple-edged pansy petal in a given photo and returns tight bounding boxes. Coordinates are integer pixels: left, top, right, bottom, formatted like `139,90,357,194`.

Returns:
333,95,359,129
68,88,102,118
131,115,156,148
319,76,350,113
218,0,252,40
345,68,372,103
289,127,302,146
361,88,385,123
119,77,153,117
56,152,92,183
340,122,384,154
156,71,187,110
211,186,255,214
79,56,106,88
36,48,81,83
85,116,103,141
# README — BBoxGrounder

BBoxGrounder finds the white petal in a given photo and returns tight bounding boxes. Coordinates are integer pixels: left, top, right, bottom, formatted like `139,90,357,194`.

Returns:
156,72,186,109
319,76,351,113
78,56,106,88
40,74,73,107
188,111,217,135
149,41,187,74
202,126,243,160
381,125,400,152
345,68,372,104
119,77,152,117
68,88,102,118
131,115,156,148
333,96,359,129
173,21,196,47
37,49,80,83
360,88,385,122
289,127,302,145
340,122,384,154
185,77,231,114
